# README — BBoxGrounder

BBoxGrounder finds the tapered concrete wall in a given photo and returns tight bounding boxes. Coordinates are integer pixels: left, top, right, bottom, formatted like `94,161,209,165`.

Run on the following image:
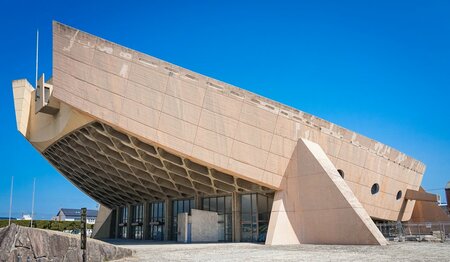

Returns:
92,205,113,239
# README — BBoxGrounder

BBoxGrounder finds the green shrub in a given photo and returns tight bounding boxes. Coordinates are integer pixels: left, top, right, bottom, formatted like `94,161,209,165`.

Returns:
0,220,94,232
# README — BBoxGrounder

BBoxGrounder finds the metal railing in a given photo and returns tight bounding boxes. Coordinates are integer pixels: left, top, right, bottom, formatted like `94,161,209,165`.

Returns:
375,221,450,242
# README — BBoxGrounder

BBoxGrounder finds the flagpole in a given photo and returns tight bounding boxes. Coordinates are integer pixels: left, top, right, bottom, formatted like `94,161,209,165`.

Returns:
31,178,36,228
8,176,14,226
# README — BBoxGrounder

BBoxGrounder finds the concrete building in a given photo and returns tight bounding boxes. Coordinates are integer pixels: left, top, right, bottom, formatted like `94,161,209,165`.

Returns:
55,208,98,224
11,21,442,245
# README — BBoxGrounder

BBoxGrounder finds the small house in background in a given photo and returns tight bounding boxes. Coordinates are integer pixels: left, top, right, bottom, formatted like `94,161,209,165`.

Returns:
55,208,98,224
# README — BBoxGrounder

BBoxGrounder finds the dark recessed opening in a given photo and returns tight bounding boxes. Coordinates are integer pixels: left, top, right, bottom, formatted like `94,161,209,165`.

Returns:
396,190,402,200
371,183,380,195
337,169,344,179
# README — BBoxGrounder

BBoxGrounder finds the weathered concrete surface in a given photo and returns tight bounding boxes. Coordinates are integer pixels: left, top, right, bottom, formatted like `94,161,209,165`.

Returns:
190,209,218,242
0,224,132,261
46,21,425,222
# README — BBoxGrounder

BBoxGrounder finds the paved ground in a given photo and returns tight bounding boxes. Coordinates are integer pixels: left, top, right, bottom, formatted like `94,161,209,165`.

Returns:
110,241,450,261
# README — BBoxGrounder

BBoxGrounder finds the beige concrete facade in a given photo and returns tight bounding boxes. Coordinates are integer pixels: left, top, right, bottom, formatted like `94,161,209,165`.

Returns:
12,21,428,245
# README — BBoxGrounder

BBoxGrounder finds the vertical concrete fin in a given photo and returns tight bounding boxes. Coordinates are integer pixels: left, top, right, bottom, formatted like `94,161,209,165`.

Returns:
266,138,388,245
12,79,34,137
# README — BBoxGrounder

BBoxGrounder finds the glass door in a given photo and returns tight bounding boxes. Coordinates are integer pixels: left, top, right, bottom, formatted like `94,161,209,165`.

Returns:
131,204,144,239
149,201,165,241
118,206,128,239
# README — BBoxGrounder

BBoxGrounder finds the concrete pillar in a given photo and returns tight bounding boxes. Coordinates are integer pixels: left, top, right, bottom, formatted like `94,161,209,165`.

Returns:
232,192,241,242
164,199,172,241
194,195,202,210
114,207,119,239
127,204,132,239
143,202,149,240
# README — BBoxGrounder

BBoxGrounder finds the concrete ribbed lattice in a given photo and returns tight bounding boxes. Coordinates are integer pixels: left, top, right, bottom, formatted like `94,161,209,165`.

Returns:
43,121,272,208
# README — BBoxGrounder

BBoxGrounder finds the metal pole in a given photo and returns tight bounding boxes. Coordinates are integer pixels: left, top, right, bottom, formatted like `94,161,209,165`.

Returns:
8,176,14,226
35,30,39,89
30,178,36,228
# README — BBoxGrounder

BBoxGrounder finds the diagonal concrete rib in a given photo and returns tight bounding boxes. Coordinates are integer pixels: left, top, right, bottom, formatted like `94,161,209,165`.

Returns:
266,138,388,245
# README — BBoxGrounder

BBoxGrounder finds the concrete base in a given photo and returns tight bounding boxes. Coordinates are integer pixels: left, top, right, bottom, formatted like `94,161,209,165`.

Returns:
266,139,388,245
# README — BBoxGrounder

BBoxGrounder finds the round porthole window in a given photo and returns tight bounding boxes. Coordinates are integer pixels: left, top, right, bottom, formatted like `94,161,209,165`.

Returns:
371,183,380,195
396,190,402,200
337,169,344,178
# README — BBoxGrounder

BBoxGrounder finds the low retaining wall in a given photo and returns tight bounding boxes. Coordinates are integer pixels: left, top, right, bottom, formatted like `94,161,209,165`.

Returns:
0,224,132,261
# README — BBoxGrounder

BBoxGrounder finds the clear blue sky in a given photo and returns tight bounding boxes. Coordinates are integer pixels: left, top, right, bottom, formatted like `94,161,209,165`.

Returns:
1,1,449,219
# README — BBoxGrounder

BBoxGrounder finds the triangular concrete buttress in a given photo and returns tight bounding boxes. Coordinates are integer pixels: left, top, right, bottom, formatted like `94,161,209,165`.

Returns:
265,138,388,245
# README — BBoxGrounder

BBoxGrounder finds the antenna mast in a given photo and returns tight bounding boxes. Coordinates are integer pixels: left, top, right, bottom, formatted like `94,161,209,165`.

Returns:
35,30,39,89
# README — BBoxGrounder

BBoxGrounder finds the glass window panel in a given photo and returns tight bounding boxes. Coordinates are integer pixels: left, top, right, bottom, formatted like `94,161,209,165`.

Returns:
224,209,232,243
241,213,252,223
217,197,224,214
203,198,209,211
241,194,251,213
258,222,268,242
173,201,177,215
178,200,184,213
258,194,268,213
258,212,268,221
251,194,257,213
225,196,232,213
241,223,252,242
210,198,217,211
218,223,225,241
120,206,128,223
268,196,273,213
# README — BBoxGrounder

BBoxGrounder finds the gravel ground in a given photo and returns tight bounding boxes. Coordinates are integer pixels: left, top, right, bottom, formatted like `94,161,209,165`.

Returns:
110,241,450,261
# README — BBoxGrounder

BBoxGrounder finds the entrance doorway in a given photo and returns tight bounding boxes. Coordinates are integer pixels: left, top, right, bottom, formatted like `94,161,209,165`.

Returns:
118,206,128,239
149,201,165,240
131,204,144,240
